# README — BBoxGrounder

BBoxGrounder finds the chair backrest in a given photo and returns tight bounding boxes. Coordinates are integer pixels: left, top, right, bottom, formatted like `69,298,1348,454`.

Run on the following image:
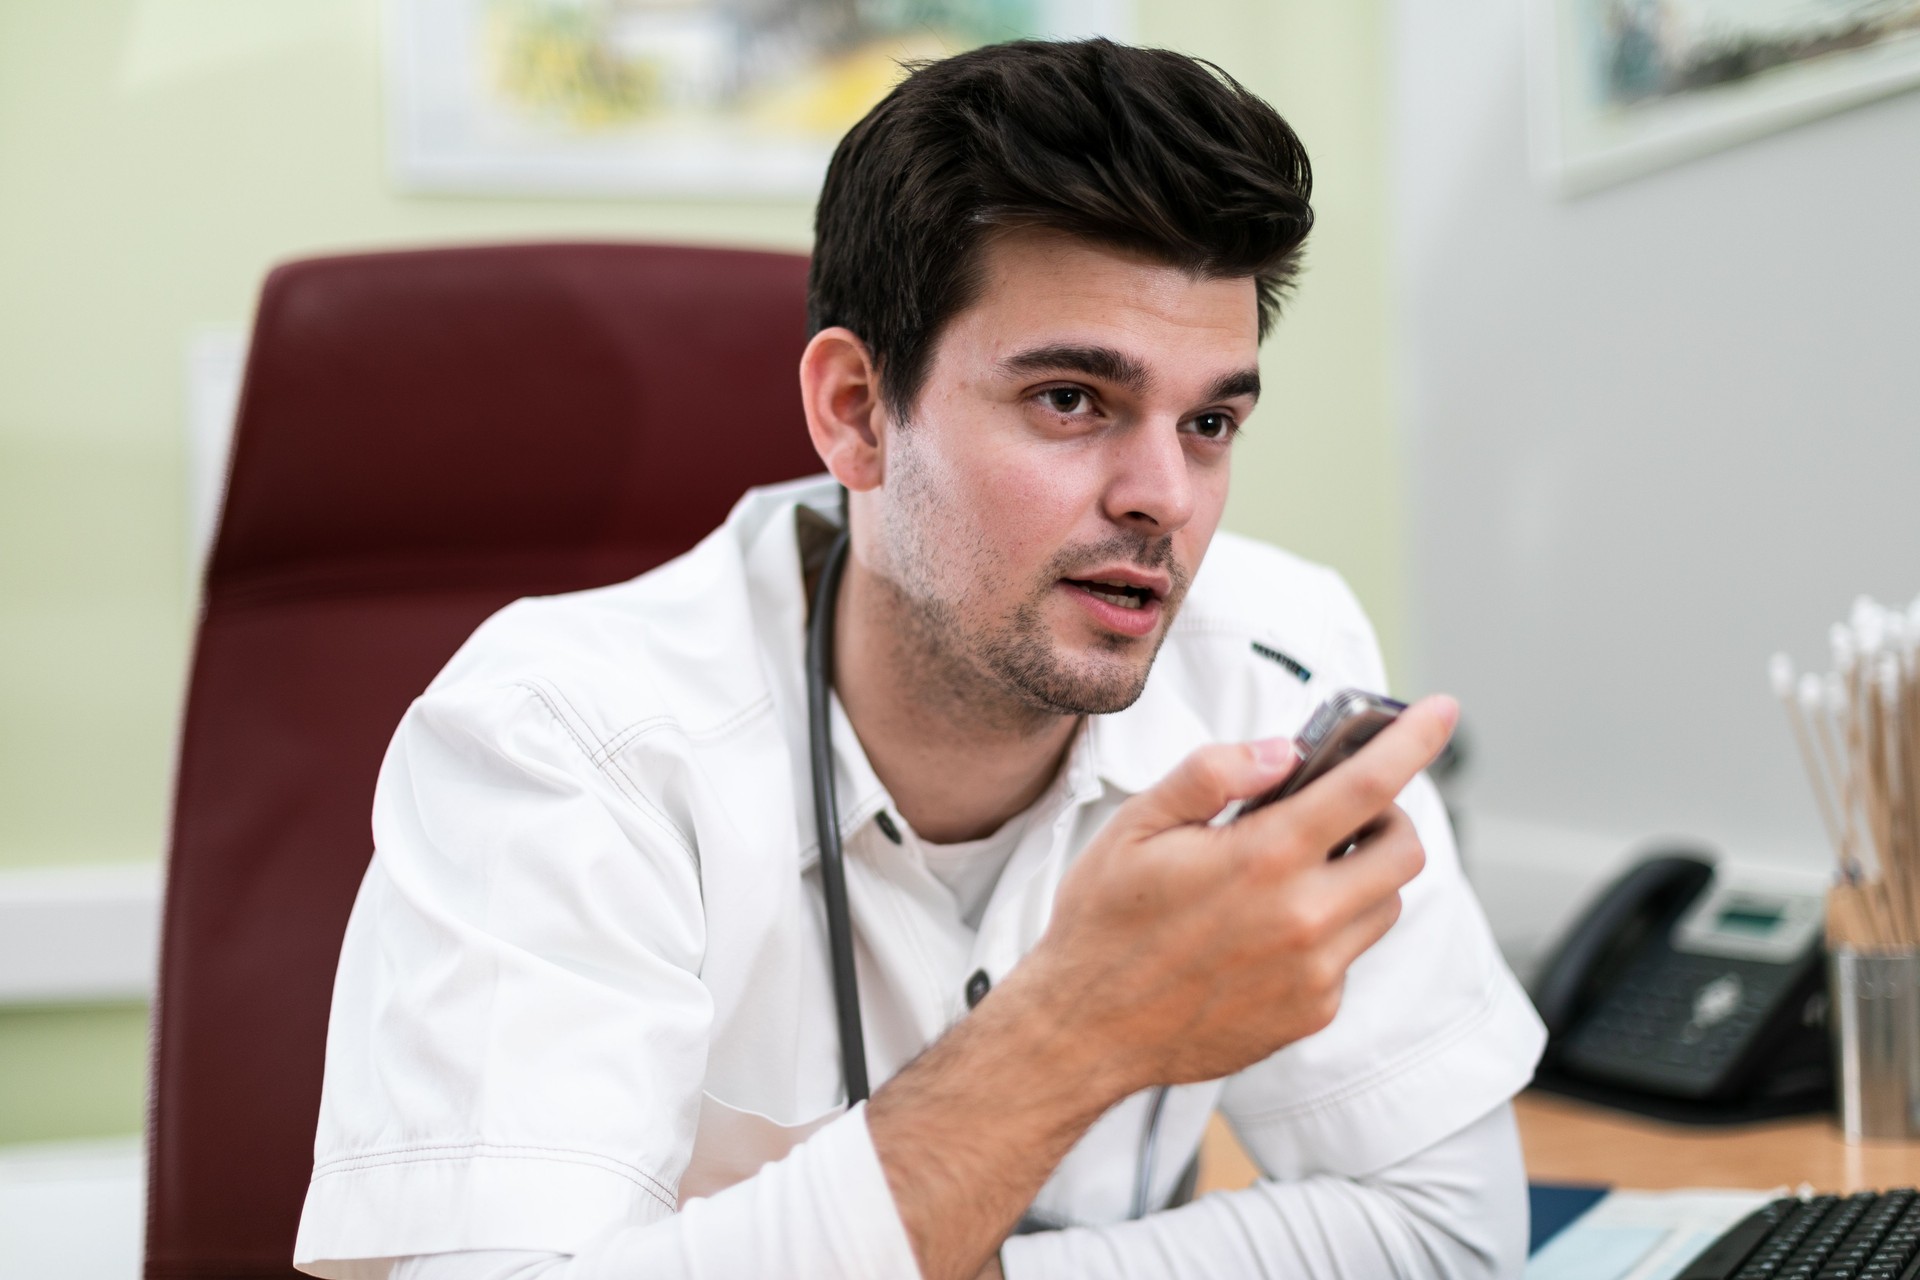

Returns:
146,243,821,1279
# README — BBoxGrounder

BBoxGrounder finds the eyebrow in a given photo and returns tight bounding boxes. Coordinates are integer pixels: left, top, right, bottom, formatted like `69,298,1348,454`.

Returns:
998,343,1261,406
1204,369,1262,404
998,344,1152,396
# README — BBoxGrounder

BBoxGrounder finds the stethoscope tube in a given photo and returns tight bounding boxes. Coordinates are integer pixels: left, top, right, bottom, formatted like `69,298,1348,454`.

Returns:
808,528,870,1103
803,516,1176,1220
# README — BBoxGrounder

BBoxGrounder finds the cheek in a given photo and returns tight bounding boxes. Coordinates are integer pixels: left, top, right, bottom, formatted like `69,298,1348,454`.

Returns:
955,448,1099,576
910,415,1092,573
1191,466,1231,537
1175,472,1229,575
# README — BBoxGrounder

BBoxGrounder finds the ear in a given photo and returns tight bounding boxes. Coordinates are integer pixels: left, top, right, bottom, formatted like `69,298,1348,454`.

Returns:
800,327,888,492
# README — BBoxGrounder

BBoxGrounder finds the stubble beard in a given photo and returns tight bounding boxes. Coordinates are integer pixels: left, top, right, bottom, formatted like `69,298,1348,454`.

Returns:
877,453,1192,733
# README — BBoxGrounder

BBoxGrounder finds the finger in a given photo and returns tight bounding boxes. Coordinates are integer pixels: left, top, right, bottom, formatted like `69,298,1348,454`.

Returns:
1326,805,1426,897
1279,891,1403,1037
1125,738,1298,832
1238,695,1456,860
1325,888,1405,970
1288,806,1424,924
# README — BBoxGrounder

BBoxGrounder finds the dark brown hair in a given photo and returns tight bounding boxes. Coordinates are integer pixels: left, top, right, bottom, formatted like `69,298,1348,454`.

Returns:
808,38,1314,419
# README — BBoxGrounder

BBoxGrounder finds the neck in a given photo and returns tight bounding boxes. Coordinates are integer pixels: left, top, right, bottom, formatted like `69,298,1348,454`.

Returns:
832,556,1078,845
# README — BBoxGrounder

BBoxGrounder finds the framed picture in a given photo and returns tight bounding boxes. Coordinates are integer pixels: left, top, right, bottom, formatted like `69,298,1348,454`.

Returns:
388,0,1131,199
1529,0,1920,195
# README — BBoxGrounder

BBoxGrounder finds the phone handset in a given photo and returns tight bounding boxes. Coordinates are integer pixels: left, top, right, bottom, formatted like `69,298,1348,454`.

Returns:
1531,852,1716,1040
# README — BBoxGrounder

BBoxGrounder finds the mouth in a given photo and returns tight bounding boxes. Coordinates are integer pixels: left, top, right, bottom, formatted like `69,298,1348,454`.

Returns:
1057,572,1170,639
1063,577,1158,611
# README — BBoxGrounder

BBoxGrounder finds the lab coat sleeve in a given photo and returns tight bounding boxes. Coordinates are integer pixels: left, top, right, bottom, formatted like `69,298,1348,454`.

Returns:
378,1101,917,1280
291,678,915,1280
998,1103,1529,1280
375,1104,1523,1280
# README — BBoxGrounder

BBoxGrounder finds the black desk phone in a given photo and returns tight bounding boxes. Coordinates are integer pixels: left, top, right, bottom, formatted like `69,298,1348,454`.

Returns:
1530,850,1834,1123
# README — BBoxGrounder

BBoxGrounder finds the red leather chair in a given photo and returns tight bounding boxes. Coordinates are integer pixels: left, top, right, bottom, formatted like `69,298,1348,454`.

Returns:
147,243,821,1279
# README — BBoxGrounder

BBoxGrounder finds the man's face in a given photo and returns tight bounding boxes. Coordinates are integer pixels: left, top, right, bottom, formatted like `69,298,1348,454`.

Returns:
865,228,1261,720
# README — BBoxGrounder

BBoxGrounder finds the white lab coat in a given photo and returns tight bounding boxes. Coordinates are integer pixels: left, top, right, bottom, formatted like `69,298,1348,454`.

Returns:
294,476,1545,1277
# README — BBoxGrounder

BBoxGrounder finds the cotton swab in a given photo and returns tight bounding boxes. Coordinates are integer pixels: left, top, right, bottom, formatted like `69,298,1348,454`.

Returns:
1880,654,1912,924
1824,672,1874,877
1777,602,1920,952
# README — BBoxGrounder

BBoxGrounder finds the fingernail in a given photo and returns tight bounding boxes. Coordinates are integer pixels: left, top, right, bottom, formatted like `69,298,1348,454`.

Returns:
1251,737,1295,769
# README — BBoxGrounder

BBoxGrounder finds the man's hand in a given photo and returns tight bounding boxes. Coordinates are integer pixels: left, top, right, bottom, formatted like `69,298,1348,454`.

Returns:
1023,694,1455,1091
867,695,1457,1280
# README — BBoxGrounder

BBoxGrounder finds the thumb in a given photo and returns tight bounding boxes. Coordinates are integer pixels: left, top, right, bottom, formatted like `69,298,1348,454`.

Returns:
1127,738,1298,832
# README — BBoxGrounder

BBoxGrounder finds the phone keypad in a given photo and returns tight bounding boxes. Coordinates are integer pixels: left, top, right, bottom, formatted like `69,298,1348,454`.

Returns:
1560,953,1797,1098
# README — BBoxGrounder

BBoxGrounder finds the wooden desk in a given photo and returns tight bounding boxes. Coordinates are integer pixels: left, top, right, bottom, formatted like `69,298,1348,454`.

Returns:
1195,1091,1920,1195
1512,1091,1920,1192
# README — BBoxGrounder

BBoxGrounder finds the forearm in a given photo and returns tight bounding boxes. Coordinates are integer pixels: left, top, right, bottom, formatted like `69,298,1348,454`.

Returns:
869,957,1139,1280
378,979,1131,1280
999,1103,1528,1280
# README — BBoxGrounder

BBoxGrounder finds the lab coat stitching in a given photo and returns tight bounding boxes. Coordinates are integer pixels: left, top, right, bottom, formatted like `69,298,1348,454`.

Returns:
514,676,594,748
524,679,695,854
543,678,611,756
1229,969,1503,1126
599,751,698,854
513,680,698,862
311,1142,676,1209
594,695,777,764
685,695,776,745
593,714,676,764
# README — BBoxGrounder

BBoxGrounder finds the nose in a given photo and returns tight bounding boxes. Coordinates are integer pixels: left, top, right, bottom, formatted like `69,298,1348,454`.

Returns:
1102,419,1197,534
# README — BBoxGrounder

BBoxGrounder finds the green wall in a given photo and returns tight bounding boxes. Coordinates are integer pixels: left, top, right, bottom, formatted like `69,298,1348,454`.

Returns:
0,0,1394,1144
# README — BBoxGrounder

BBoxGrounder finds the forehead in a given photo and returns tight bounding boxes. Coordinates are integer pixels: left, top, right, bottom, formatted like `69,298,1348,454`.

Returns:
942,228,1260,375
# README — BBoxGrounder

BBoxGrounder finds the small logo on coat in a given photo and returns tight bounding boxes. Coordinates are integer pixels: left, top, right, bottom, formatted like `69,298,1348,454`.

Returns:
1250,641,1311,683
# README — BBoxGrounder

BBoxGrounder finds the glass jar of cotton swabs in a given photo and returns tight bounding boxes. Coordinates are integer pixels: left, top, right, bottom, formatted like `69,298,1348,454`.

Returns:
1772,595,1920,1141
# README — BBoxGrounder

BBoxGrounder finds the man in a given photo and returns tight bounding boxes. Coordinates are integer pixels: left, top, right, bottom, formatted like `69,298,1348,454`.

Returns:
295,38,1543,1280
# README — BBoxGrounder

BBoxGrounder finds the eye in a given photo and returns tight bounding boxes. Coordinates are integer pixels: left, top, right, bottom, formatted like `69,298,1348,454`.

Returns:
1187,412,1238,441
1040,386,1092,415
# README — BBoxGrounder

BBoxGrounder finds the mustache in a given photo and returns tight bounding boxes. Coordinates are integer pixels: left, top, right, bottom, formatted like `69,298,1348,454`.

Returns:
1044,534,1188,590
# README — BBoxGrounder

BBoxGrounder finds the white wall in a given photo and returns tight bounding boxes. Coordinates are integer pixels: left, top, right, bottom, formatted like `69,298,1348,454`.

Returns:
1393,0,1920,958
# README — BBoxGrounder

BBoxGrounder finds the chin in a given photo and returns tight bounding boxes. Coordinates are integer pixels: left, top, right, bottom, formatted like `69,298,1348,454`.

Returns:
977,598,1170,717
1009,645,1158,717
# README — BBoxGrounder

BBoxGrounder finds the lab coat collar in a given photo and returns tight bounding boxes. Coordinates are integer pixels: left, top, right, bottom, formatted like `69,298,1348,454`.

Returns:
808,629,1215,867
733,476,1211,863
732,475,914,872
732,475,847,873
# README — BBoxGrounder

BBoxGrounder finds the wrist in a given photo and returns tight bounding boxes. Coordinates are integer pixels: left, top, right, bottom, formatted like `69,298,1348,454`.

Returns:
865,952,1132,1280
989,946,1149,1106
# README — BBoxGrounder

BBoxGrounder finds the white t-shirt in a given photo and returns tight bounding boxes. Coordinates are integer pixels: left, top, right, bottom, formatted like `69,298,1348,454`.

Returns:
902,770,1052,931
293,475,1546,1277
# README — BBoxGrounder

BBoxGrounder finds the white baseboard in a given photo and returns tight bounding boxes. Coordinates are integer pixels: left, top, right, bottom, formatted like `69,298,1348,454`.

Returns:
0,864,162,1005
0,1136,143,1278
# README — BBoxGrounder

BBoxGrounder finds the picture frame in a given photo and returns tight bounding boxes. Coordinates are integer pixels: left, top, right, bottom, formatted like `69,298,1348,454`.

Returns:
387,0,1132,200
1528,0,1920,196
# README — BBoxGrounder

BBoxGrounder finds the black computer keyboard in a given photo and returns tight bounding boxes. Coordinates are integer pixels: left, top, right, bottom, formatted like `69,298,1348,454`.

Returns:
1676,1190,1920,1279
